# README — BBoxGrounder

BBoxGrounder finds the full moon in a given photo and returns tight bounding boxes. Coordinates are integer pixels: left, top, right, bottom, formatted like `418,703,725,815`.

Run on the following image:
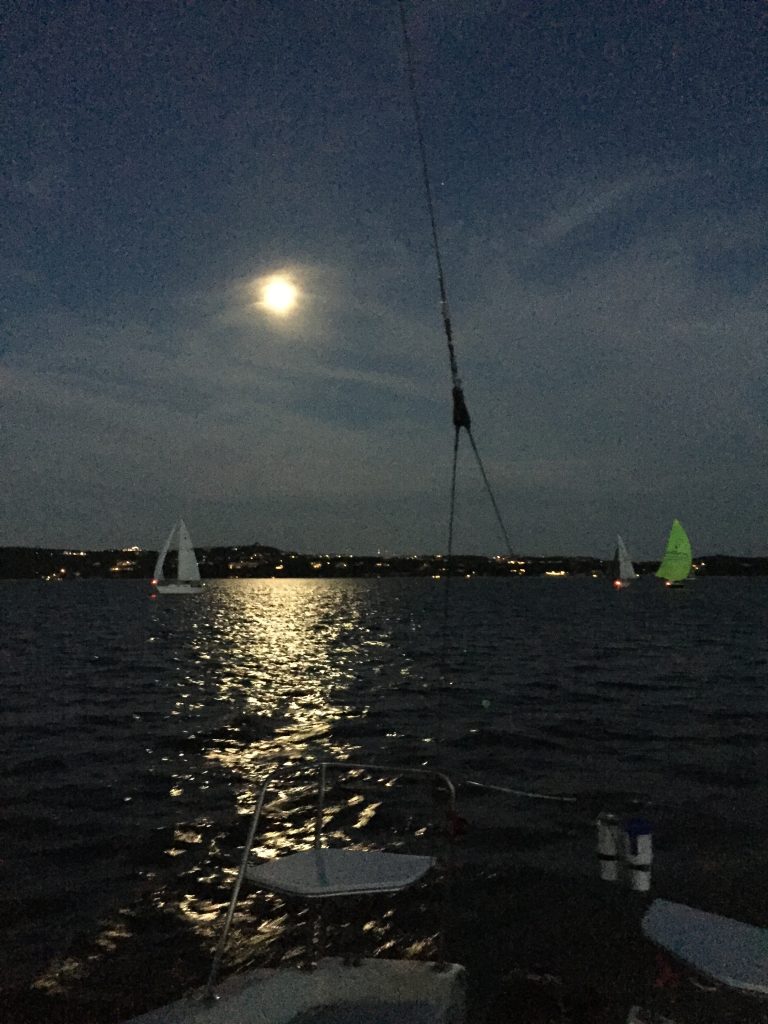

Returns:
259,275,299,316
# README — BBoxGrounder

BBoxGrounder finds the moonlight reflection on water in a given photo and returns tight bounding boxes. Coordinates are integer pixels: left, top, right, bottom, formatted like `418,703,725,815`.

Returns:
2,577,767,1021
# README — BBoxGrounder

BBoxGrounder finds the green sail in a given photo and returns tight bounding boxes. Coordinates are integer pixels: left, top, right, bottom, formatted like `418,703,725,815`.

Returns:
655,519,692,581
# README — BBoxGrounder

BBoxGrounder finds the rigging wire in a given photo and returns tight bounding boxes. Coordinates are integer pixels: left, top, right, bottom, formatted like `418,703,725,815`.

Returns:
397,3,519,845
395,11,551,944
395,7,582,945
397,0,514,564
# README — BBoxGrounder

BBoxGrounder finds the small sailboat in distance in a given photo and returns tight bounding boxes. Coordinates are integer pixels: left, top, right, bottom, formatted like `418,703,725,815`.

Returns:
611,535,638,589
655,519,692,588
152,519,203,594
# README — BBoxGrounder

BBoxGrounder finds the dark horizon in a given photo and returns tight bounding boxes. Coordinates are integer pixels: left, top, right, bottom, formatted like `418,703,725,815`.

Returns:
2,544,766,581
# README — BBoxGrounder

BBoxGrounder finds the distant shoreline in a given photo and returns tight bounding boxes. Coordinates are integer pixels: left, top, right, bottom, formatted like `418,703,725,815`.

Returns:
1,546,766,580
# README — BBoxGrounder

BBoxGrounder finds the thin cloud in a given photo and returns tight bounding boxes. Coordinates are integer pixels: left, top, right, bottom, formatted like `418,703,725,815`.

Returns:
522,171,668,255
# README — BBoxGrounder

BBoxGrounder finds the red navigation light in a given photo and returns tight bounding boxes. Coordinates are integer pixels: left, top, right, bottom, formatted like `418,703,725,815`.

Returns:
612,579,623,589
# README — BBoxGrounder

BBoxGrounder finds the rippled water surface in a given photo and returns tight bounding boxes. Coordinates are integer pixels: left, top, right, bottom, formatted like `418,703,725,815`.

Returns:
2,577,768,1021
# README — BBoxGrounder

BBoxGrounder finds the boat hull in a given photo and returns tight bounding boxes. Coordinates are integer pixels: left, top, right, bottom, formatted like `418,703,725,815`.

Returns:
155,582,204,595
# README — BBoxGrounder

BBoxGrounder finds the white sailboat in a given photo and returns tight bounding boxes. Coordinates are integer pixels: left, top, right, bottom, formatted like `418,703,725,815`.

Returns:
611,534,637,589
152,519,203,594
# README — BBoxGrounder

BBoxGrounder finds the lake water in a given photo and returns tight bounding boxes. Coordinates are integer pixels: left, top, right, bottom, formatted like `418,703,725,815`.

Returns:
2,577,768,1022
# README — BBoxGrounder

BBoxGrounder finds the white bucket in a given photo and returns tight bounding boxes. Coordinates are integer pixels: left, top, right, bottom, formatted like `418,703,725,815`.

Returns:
596,813,621,882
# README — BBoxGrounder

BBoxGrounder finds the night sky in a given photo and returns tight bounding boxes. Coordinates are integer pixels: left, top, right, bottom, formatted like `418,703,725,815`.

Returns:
3,0,767,557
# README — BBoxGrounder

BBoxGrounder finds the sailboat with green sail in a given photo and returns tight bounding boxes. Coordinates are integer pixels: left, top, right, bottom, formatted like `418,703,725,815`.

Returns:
655,519,692,588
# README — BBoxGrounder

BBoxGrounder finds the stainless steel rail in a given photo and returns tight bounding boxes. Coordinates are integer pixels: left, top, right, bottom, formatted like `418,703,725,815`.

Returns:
204,760,456,999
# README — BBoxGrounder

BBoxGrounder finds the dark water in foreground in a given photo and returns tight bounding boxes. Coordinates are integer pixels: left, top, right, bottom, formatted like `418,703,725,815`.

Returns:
1,577,767,1022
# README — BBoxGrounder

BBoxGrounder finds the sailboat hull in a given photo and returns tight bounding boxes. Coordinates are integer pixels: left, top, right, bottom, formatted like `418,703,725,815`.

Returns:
155,581,204,594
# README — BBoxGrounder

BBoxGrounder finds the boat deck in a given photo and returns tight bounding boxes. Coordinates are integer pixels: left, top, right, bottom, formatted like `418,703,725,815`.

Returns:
125,958,466,1024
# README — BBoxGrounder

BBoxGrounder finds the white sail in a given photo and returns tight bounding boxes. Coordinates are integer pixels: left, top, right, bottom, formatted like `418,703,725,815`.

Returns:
616,535,637,582
153,522,176,581
176,519,201,581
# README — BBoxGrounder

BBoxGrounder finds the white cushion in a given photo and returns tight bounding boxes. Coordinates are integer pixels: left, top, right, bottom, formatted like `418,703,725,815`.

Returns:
245,849,434,898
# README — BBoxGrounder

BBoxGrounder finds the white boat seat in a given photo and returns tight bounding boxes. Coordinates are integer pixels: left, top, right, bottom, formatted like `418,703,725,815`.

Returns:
642,899,768,997
245,848,434,898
